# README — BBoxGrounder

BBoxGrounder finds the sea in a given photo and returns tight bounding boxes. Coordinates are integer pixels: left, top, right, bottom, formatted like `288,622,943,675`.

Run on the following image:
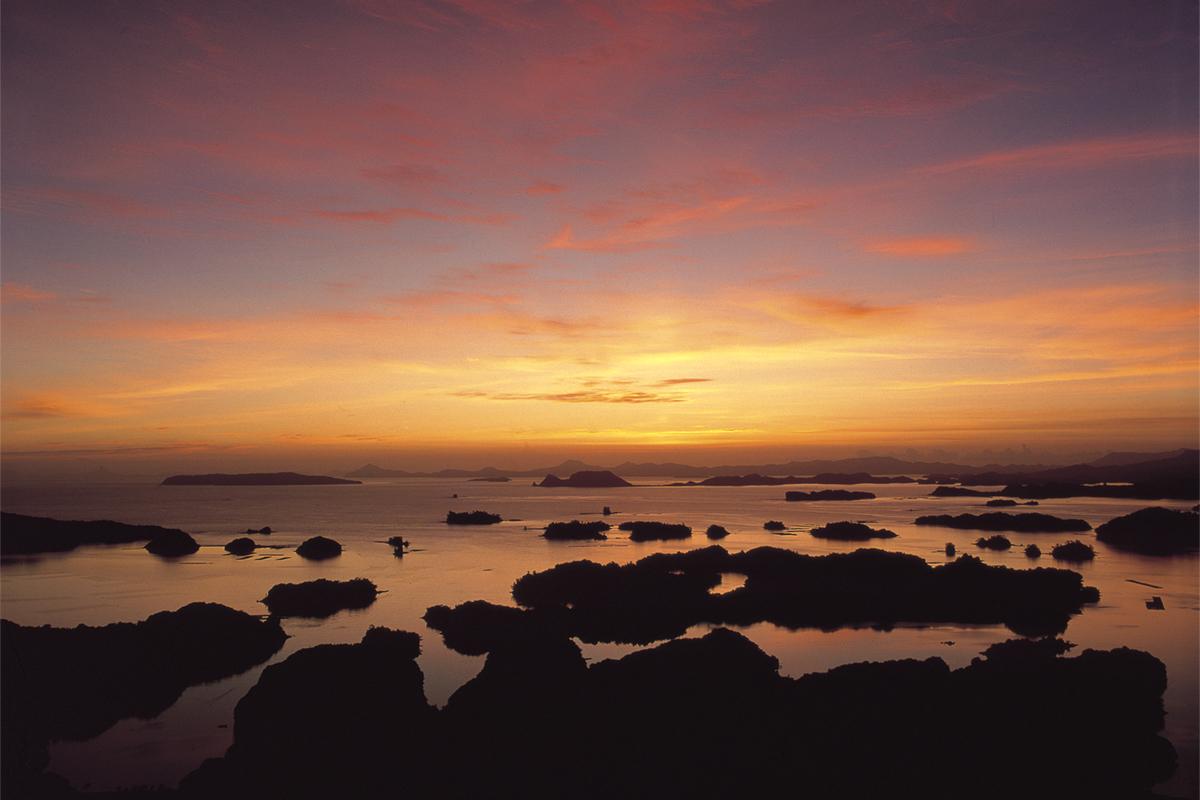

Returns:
1,478,1196,796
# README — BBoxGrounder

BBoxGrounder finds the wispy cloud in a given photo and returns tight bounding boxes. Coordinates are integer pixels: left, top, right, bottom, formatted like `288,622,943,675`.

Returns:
865,237,975,257
525,181,564,195
487,390,687,404
2,282,57,304
919,133,1196,176
313,207,446,223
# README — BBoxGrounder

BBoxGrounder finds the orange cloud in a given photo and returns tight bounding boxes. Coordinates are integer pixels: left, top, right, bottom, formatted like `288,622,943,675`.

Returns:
313,207,446,223
2,282,57,304
525,181,564,195
920,133,1196,176
864,237,975,256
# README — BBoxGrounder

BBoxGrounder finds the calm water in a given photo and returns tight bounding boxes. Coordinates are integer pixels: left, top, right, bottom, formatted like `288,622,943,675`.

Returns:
2,479,1196,796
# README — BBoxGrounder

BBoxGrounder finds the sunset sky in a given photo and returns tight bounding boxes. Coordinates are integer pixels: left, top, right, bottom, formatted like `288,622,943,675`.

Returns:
2,0,1197,472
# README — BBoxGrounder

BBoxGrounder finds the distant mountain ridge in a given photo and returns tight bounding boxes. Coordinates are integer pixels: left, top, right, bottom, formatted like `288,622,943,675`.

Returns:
162,472,361,486
345,449,1195,479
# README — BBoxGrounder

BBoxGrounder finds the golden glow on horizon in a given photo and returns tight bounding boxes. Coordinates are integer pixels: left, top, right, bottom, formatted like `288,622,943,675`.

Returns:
1,1,1196,465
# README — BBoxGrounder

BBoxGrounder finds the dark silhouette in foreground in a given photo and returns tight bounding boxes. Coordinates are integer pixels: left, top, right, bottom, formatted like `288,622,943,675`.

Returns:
810,521,897,540
162,472,361,486
1095,507,1199,555
427,546,1099,647
536,470,632,488
145,529,200,557
0,512,189,556
178,626,1176,800
261,578,380,617
2,604,285,797
445,510,502,525
224,537,257,555
295,536,341,560
617,520,692,541
1052,540,1096,562
915,512,1091,533
543,520,611,540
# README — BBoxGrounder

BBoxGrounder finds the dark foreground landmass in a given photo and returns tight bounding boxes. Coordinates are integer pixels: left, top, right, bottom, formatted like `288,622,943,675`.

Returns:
1,604,286,797
915,512,1092,533
0,512,189,556
178,625,1176,800
1095,507,1199,555
261,578,380,617
427,546,1098,647
161,472,361,486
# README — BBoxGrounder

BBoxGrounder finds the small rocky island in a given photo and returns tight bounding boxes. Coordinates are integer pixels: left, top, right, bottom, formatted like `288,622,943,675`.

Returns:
536,470,632,488
446,510,503,525
617,520,692,541
810,521,897,540
262,578,380,617
161,472,361,486
785,490,876,501
915,512,1091,533
543,520,611,540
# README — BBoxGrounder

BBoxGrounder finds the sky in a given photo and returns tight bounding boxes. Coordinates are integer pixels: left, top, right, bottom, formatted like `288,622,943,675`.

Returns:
2,0,1197,473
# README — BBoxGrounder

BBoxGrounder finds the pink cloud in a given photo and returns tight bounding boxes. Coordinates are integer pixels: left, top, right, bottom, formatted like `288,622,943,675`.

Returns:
360,163,447,185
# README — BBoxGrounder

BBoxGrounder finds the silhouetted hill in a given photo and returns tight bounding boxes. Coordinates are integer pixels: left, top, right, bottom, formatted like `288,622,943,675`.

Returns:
345,456,1040,479
957,450,1199,499
162,472,361,486
1088,448,1188,467
342,450,1197,491
0,512,189,556
537,471,633,488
